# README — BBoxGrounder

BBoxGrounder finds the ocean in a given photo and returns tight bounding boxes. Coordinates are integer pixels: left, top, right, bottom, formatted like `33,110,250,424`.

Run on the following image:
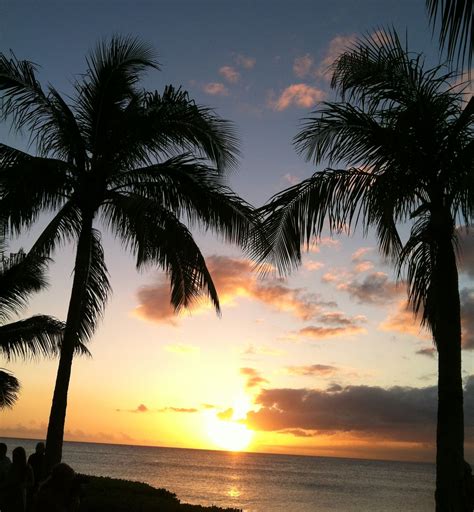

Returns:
1,438,435,511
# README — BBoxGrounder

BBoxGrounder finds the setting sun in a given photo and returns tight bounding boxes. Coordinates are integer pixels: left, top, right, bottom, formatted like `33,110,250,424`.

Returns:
206,416,253,451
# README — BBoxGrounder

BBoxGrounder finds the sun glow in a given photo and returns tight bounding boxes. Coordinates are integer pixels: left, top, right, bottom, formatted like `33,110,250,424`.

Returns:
206,396,254,451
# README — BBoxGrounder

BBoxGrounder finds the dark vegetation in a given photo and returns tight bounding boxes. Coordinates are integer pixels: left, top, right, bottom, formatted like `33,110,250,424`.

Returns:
77,475,241,512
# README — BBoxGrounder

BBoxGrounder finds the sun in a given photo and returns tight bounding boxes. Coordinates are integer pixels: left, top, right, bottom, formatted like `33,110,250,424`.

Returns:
206,396,254,451
207,416,253,451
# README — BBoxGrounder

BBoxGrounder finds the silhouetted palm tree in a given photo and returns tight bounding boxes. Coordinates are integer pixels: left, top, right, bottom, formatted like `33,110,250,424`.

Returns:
259,30,473,511
0,36,259,471
0,244,65,408
427,0,473,69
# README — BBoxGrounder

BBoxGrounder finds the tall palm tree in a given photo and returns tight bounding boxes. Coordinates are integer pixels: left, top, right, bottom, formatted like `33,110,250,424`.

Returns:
259,30,473,511
0,243,66,408
0,36,259,472
427,0,473,69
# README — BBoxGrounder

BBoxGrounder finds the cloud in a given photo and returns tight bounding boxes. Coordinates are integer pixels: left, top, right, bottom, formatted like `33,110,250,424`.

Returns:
219,66,240,83
117,404,198,413
282,173,300,185
203,82,229,96
296,323,366,340
461,288,474,349
293,54,314,78
158,407,198,413
164,343,200,355
217,408,234,420
245,379,474,445
134,255,337,324
453,70,474,97
0,423,135,445
416,347,436,358
351,247,373,262
303,261,324,271
285,364,339,376
458,228,474,279
269,84,326,111
240,367,269,389
338,272,403,304
240,343,285,357
135,284,177,324
316,34,356,80
235,54,256,69
379,300,430,339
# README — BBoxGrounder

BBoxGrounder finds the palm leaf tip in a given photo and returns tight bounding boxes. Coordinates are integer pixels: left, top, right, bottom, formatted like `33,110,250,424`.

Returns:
427,0,473,69
0,369,20,408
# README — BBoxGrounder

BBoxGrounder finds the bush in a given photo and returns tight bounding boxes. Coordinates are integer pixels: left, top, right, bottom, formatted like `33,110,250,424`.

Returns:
78,475,242,512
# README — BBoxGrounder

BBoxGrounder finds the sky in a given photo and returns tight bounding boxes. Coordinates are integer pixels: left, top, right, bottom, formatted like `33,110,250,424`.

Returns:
0,0,473,463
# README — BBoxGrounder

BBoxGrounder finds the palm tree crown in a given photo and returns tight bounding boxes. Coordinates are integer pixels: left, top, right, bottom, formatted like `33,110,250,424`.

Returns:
260,29,473,511
0,35,260,470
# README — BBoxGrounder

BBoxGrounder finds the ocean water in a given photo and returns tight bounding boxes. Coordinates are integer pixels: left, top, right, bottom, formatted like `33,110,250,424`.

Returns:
1,438,435,511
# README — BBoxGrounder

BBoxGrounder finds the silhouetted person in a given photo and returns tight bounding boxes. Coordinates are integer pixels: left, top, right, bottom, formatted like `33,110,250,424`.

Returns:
27,443,44,489
34,463,80,512
0,443,12,509
26,442,45,511
1,446,34,512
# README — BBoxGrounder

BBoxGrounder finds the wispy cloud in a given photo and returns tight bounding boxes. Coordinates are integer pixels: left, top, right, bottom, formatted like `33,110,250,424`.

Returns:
296,323,366,340
338,272,403,305
268,84,326,111
293,54,314,78
282,173,301,185
316,34,356,80
285,364,339,376
240,367,269,389
117,404,199,414
235,53,256,69
379,300,430,338
240,343,285,357
416,347,436,358
303,260,325,271
219,65,240,83
203,82,229,96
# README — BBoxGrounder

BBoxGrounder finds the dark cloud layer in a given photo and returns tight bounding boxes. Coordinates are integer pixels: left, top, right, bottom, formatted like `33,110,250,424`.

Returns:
245,377,474,444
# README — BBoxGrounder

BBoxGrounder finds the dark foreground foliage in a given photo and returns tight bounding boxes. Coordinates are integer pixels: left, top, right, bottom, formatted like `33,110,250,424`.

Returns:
78,475,242,512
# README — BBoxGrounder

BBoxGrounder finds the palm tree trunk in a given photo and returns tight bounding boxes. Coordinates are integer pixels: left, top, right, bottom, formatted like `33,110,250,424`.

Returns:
434,235,465,511
43,212,94,475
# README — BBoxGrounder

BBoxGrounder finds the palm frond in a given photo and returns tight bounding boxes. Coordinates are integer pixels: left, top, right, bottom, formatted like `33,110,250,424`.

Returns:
75,229,111,343
0,315,64,360
0,369,20,408
137,86,240,171
102,193,219,313
108,155,260,250
0,144,71,234
29,201,82,257
427,0,474,69
0,251,50,321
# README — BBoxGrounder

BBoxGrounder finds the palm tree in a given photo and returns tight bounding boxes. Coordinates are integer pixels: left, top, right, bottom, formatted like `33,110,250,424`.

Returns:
427,0,473,69
259,30,473,511
0,36,259,472
0,243,66,408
